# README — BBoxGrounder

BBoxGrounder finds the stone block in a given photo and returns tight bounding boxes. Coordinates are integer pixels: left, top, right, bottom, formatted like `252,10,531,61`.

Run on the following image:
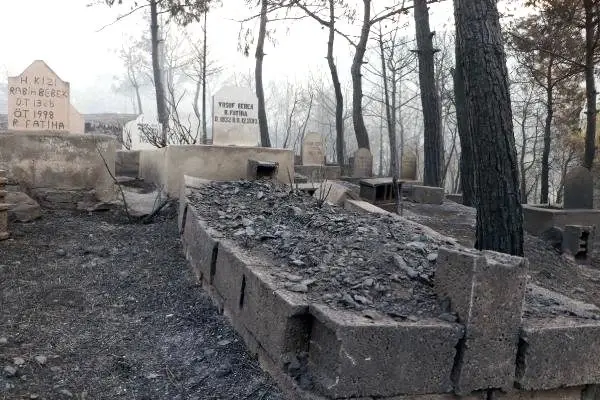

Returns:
5,191,41,222
344,199,390,216
562,225,594,263
313,181,357,206
409,185,444,205
445,194,463,204
490,387,583,400
182,205,222,283
564,166,594,209
308,304,463,398
213,240,311,365
516,317,600,390
435,247,528,394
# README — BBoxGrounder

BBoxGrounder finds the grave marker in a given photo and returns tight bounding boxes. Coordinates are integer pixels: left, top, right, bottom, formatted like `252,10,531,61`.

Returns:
352,148,373,178
212,86,259,146
7,60,70,132
564,166,593,209
302,132,325,165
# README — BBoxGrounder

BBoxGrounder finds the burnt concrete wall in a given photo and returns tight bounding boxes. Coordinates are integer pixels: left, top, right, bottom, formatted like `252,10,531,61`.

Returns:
140,145,294,197
0,131,116,203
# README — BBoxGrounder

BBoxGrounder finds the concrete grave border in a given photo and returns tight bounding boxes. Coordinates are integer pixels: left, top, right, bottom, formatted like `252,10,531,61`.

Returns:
178,176,600,400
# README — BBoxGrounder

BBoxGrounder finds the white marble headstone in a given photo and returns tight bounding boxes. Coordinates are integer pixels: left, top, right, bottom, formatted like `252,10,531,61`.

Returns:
212,86,259,146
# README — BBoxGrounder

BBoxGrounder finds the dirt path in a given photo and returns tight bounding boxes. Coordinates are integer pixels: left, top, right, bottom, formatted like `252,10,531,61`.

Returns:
0,209,284,400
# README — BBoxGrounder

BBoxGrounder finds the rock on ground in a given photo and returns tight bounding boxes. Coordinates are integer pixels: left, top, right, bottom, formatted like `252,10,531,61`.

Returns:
5,191,41,222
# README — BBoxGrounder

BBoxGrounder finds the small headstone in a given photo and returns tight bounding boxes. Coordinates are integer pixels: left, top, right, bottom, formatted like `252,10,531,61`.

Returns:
302,132,325,165
7,60,70,133
401,153,417,180
564,166,594,209
352,148,373,178
212,86,259,146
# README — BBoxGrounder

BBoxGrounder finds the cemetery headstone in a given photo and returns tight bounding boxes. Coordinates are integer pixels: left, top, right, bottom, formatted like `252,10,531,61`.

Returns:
401,153,417,180
302,132,325,165
7,60,70,133
352,148,373,178
212,86,259,146
564,166,593,209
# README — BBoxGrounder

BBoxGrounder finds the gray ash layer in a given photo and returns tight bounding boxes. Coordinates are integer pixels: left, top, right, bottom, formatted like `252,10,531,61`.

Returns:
189,180,460,321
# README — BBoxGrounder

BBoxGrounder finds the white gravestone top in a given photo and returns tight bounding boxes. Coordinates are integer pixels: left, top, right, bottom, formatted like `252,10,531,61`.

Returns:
212,86,259,146
7,60,70,133
302,132,325,165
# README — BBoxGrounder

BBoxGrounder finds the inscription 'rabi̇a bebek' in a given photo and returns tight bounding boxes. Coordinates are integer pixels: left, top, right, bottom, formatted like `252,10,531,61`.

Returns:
7,60,70,132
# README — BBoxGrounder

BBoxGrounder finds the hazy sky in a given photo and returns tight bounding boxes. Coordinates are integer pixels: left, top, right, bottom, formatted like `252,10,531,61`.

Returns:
0,0,459,114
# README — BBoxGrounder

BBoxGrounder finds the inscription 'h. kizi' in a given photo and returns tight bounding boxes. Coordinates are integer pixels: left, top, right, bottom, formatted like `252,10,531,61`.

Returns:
7,60,72,133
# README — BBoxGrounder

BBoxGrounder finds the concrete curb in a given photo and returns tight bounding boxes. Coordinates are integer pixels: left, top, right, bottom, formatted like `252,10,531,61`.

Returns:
179,181,600,399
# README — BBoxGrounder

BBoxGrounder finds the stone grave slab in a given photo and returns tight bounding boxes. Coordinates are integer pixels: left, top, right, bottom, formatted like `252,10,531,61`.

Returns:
212,86,259,146
7,60,70,133
301,132,325,165
352,148,373,178
564,166,593,209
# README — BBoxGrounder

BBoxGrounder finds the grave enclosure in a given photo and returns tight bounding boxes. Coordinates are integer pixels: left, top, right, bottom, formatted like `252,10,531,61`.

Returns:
178,176,600,400
1,61,116,209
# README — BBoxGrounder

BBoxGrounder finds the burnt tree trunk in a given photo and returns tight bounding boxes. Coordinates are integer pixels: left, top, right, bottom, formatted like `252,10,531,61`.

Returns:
378,31,398,177
202,10,208,144
540,66,553,204
150,0,169,146
255,0,271,147
414,0,443,187
455,0,524,256
327,0,345,165
583,0,596,169
452,66,475,208
350,0,372,150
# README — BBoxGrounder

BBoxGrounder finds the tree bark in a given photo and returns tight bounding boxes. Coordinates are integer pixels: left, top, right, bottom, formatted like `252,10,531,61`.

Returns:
583,0,596,169
378,31,398,177
350,0,372,150
193,79,202,140
202,10,208,144
327,0,345,165
414,0,443,187
455,0,524,256
452,66,475,207
519,101,528,204
150,0,168,146
255,0,271,147
540,64,553,203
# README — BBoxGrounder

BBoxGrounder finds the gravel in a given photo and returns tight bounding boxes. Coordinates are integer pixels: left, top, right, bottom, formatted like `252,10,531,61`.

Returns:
189,180,461,321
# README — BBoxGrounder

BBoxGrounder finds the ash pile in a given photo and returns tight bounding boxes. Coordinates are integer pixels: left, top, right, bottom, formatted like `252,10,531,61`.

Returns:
189,180,462,322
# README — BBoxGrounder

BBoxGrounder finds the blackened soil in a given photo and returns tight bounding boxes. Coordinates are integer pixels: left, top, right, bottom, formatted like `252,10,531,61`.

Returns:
0,209,284,400
189,181,462,322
